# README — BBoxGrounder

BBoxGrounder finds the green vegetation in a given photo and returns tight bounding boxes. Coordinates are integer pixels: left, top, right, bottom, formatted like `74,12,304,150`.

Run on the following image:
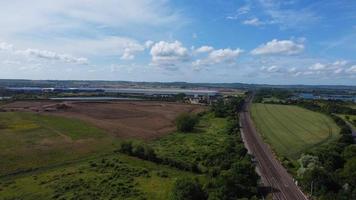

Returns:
251,103,340,159
171,177,206,200
253,88,293,103
338,114,356,129
0,97,259,200
175,113,198,132
254,97,356,199
151,113,243,173
0,154,195,200
120,97,259,199
0,112,117,176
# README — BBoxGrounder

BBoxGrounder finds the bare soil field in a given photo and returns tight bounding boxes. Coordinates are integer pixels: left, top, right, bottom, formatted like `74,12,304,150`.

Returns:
1,100,206,140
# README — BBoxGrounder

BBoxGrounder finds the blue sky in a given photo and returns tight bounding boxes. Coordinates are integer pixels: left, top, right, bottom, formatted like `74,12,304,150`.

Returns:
0,0,355,85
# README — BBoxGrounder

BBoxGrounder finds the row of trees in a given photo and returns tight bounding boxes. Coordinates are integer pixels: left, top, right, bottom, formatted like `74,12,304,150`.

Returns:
118,140,201,173
253,88,293,103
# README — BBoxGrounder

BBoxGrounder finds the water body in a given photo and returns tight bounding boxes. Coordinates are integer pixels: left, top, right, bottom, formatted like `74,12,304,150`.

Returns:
298,93,356,102
6,87,218,96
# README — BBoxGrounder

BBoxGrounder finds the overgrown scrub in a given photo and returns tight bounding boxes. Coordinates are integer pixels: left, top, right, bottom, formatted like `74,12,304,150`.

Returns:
175,113,199,132
171,177,207,200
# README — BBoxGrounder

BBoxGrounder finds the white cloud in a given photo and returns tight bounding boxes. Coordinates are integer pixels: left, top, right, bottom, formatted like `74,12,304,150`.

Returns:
0,0,181,37
150,41,190,67
257,0,319,29
193,48,243,66
195,46,214,53
209,48,244,63
120,43,145,60
309,63,326,70
226,5,250,20
261,65,280,73
251,39,304,55
145,40,154,49
2,60,21,65
243,18,263,26
0,42,13,51
16,48,88,64
346,65,356,74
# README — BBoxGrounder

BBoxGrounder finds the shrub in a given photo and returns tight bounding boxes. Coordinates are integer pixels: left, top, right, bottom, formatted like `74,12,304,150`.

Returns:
176,113,198,132
171,177,207,200
119,141,133,154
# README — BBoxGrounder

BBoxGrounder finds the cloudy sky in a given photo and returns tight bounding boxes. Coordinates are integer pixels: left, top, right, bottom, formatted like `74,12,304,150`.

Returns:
0,0,355,85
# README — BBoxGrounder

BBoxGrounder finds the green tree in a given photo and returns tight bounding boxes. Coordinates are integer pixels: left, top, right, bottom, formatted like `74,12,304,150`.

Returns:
171,177,207,200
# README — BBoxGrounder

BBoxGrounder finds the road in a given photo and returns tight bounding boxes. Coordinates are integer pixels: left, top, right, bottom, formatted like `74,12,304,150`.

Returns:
239,97,308,200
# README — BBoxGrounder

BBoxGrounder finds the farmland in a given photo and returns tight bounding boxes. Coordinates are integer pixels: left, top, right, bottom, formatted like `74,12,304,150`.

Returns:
0,99,259,199
1,101,205,140
0,101,204,176
251,103,340,159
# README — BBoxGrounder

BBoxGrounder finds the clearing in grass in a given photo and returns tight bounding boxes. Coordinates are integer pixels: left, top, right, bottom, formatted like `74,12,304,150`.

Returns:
251,103,340,159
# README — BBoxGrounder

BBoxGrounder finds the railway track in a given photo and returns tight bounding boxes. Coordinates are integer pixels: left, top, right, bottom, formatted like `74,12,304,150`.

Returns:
239,97,308,200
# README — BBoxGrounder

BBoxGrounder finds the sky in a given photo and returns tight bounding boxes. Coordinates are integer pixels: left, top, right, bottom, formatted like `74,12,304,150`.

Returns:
0,0,355,85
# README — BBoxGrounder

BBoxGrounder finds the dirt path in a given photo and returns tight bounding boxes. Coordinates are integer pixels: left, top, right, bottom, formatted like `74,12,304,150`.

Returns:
239,96,308,200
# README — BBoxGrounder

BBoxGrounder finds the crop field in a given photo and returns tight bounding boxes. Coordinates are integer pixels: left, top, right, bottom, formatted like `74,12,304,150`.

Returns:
251,103,340,159
1,101,205,140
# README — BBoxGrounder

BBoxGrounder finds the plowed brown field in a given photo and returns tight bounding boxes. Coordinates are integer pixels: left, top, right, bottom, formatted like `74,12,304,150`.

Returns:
1,100,205,140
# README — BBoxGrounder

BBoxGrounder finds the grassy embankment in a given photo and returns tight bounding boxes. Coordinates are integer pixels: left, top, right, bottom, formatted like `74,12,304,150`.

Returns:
251,103,340,159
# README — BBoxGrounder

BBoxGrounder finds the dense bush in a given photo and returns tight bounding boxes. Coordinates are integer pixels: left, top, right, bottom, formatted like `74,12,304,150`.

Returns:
211,97,244,118
171,177,207,200
118,141,158,162
206,159,259,199
176,113,198,132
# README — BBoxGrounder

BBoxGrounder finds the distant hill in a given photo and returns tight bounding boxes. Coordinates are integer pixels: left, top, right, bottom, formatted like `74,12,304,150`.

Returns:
0,79,355,91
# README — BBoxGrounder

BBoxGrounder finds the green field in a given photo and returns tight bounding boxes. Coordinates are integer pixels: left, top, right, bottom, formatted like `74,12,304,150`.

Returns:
251,103,340,159
0,112,119,176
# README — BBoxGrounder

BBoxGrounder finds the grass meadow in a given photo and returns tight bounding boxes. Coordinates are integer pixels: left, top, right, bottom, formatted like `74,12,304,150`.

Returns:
251,103,340,159
0,112,119,176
